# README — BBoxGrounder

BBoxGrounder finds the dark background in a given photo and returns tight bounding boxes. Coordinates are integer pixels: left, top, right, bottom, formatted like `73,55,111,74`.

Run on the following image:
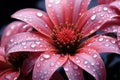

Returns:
0,0,120,80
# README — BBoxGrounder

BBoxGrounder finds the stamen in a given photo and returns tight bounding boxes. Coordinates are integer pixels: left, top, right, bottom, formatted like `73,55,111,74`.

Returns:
52,25,82,55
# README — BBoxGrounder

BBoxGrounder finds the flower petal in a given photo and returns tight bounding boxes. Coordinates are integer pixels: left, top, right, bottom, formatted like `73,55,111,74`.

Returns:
117,27,120,48
32,52,68,80
83,35,120,54
1,21,32,47
0,47,5,62
63,59,84,80
98,0,115,4
46,0,91,26
22,52,40,76
0,68,20,80
6,32,54,55
70,48,106,80
11,8,54,38
109,1,120,14
100,19,120,33
76,5,118,37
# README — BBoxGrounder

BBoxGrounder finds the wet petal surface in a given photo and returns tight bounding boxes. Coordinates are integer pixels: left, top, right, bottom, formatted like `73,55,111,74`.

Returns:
76,5,117,37
46,0,90,26
11,8,54,38
83,35,120,54
1,21,32,47
6,32,54,55
63,59,84,80
33,52,68,80
0,68,20,80
70,48,106,80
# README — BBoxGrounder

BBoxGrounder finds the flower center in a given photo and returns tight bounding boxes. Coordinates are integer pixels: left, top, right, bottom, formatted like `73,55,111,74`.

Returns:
52,27,82,55
56,28,76,44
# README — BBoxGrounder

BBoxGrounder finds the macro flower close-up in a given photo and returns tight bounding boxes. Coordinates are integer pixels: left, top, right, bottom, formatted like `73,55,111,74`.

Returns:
1,0,120,80
0,21,32,80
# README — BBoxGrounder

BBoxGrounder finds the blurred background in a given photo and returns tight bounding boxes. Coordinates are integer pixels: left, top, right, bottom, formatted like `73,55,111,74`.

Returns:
0,0,120,80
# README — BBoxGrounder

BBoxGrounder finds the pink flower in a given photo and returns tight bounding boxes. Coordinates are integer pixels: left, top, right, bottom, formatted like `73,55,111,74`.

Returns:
0,21,32,80
4,0,120,80
98,0,120,49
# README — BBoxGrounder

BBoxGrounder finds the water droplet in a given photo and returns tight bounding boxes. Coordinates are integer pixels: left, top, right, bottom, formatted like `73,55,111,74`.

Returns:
55,0,60,4
93,54,97,58
111,39,116,44
104,43,109,46
22,41,27,46
103,7,108,11
6,31,11,36
37,63,40,67
43,54,50,59
5,75,11,79
14,77,18,80
48,4,52,7
50,62,54,67
35,41,41,45
73,65,78,70
37,12,43,17
93,74,96,77
44,71,48,75
23,25,28,29
40,57,44,61
31,43,36,48
23,46,27,49
64,67,69,71
93,69,96,72
84,61,88,64
11,25,15,29
98,37,104,42
76,60,80,63
10,39,14,42
49,0,54,3
91,62,95,66
91,14,96,20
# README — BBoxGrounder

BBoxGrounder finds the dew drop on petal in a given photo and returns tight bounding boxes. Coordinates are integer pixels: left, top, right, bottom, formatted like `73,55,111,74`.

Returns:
35,41,41,45
50,62,54,67
43,54,50,59
84,61,88,64
93,69,96,72
30,43,36,48
91,14,96,20
5,75,11,79
40,57,44,61
37,63,40,67
104,43,109,46
49,0,54,3
103,7,108,11
64,67,69,71
36,12,43,17
10,39,14,42
91,62,95,66
93,54,97,58
14,77,18,80
22,42,27,46
6,31,11,36
48,4,52,7
98,37,104,42
76,60,80,63
111,40,116,44
73,65,78,70
55,0,60,4
11,25,15,29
